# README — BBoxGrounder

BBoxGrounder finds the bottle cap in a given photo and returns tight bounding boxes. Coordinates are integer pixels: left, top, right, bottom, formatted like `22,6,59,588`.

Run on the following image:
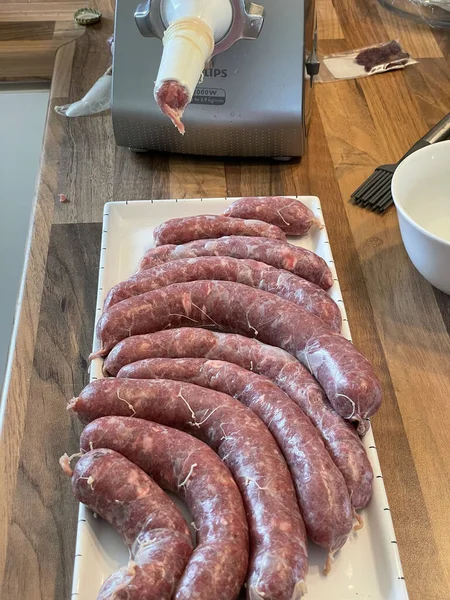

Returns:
74,8,102,25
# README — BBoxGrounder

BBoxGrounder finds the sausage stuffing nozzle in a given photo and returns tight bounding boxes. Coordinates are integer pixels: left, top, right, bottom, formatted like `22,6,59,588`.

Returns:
135,0,265,133
154,16,216,134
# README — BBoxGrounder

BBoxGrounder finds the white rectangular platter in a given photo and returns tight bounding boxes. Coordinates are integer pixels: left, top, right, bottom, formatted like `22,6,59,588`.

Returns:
71,197,409,600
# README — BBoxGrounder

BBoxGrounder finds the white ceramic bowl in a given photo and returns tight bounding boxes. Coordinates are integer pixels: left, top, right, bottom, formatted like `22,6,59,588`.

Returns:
391,140,450,295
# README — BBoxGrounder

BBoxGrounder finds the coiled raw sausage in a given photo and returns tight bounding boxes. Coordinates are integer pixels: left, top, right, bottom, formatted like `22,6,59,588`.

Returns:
60,448,193,600
153,215,287,245
223,197,321,236
103,329,373,509
118,357,353,554
103,256,341,331
79,417,249,600
71,379,308,600
138,236,333,289
94,281,381,432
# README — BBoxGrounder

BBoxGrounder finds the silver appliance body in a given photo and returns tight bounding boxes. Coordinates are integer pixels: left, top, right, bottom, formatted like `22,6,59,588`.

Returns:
112,0,315,157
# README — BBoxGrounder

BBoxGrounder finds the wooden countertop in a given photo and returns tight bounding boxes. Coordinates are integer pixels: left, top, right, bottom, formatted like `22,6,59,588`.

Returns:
0,1,84,81
1,0,449,598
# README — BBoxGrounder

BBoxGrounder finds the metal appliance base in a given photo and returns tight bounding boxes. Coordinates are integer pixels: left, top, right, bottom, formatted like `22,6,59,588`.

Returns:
112,0,314,157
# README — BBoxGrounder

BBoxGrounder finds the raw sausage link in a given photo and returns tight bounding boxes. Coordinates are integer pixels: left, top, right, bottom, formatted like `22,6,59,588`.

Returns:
103,256,341,331
95,281,381,433
138,236,333,289
79,417,249,600
153,215,287,245
223,197,320,236
118,357,353,553
103,329,373,509
71,379,308,600
60,448,193,600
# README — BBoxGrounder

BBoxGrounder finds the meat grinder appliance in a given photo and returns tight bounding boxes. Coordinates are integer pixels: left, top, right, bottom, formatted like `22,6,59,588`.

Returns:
112,0,317,158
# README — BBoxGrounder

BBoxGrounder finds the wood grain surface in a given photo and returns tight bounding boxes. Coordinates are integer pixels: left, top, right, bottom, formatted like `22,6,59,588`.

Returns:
0,0,88,80
1,224,99,599
1,0,450,599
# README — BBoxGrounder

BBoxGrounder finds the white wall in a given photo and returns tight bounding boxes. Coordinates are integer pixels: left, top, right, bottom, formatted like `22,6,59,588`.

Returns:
0,87,50,390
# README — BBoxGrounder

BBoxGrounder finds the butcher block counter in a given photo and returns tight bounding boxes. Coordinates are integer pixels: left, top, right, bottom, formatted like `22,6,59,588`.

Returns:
1,0,450,597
